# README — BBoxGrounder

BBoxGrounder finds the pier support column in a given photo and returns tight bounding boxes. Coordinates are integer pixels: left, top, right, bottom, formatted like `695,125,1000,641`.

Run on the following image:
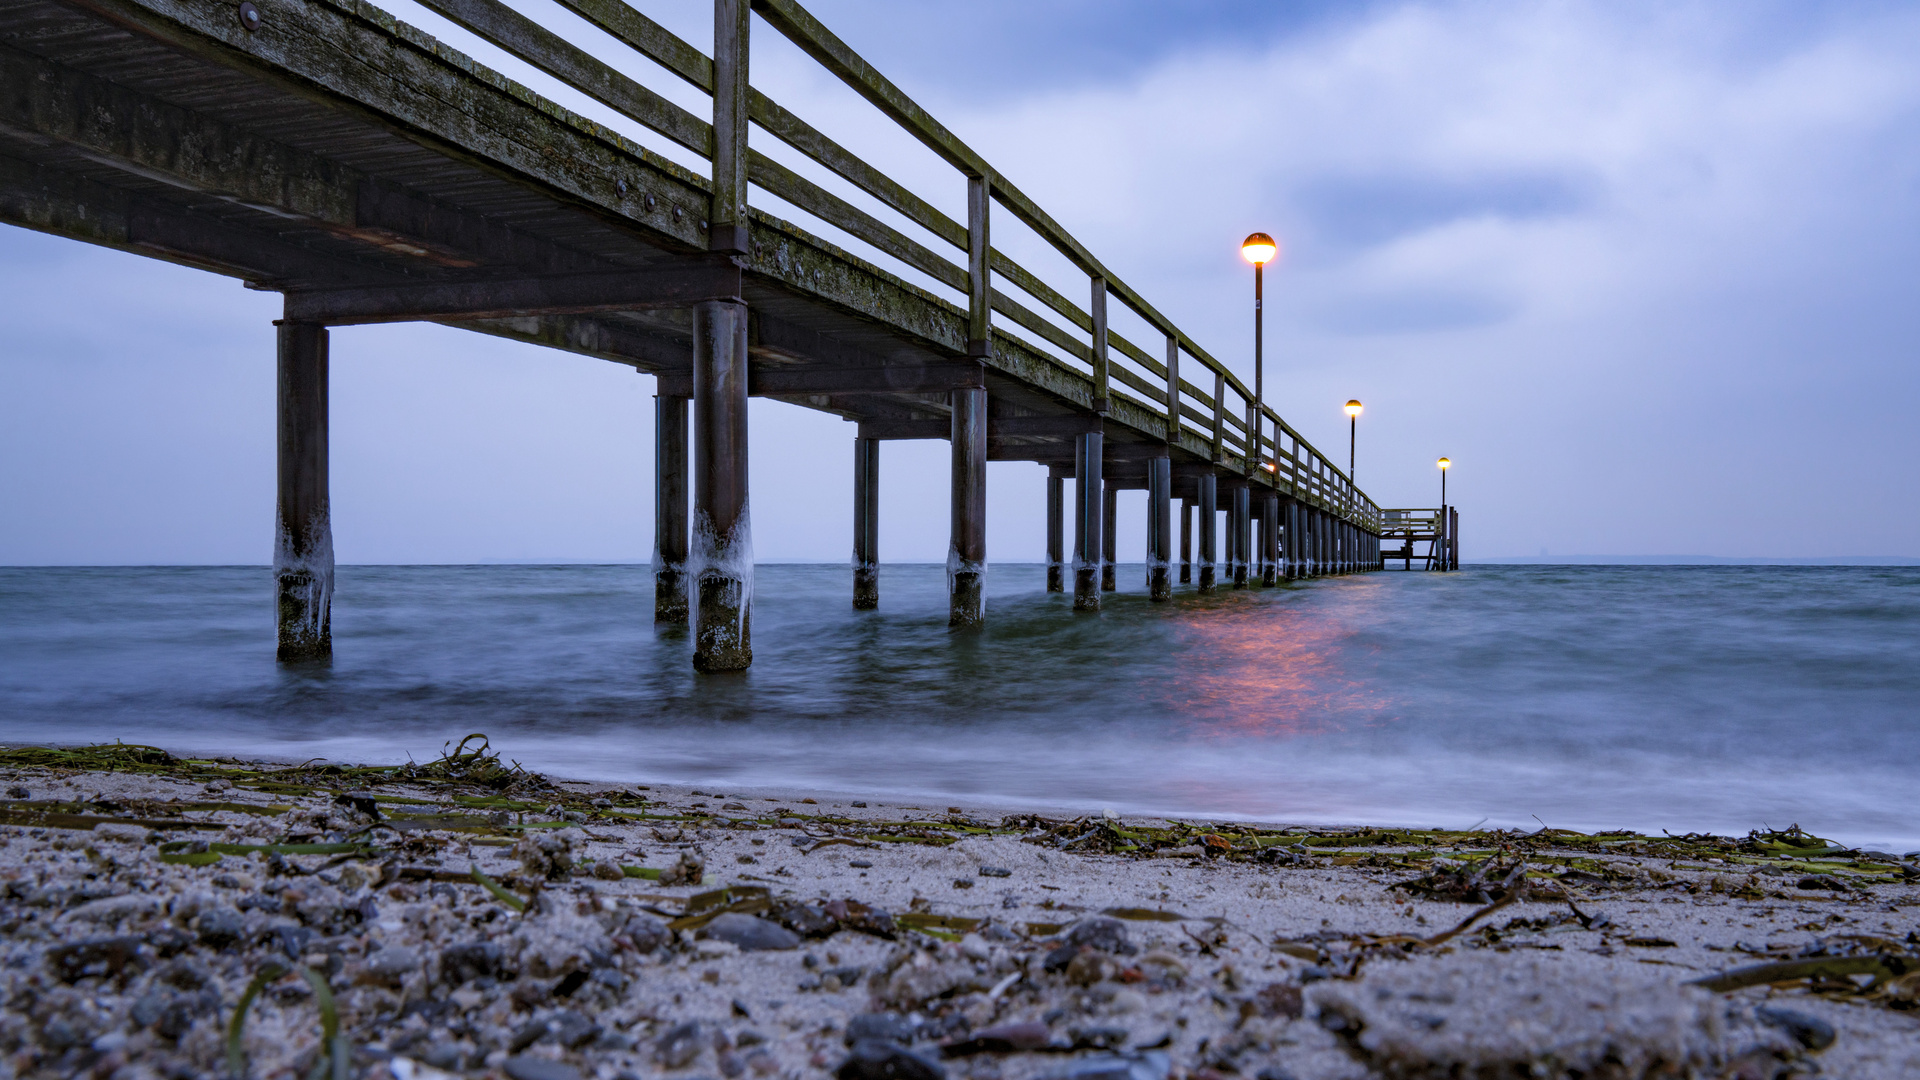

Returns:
691,299,752,671
1101,482,1117,592
852,436,879,609
1045,468,1065,593
1073,432,1103,610
1230,484,1251,588
949,386,987,627
1179,497,1192,584
1261,494,1280,586
1250,497,1266,586
1147,456,1172,601
1282,499,1297,576
654,393,690,623
1196,473,1217,592
1300,506,1315,577
275,320,332,662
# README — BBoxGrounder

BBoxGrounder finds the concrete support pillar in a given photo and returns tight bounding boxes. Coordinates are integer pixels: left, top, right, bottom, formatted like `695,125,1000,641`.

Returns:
1147,456,1172,601
1196,473,1217,592
691,299,751,671
275,320,332,662
654,393,690,623
1179,497,1192,584
1230,484,1251,588
948,386,987,627
1260,494,1280,586
852,436,879,609
1072,431,1103,610
1100,482,1118,592
1045,469,1065,593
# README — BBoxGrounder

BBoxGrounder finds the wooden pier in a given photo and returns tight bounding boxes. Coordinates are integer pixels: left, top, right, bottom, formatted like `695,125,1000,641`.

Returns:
1378,508,1460,571
1,0,1409,669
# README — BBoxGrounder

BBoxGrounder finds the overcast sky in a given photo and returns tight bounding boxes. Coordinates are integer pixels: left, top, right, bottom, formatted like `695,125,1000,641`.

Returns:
3,0,1917,564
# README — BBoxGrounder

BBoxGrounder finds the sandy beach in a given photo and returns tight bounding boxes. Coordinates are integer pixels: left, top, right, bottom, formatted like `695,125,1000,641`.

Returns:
1,742,1915,1080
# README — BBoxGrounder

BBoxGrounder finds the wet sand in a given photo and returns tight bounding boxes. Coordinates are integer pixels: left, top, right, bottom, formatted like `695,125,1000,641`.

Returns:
1,750,1916,1080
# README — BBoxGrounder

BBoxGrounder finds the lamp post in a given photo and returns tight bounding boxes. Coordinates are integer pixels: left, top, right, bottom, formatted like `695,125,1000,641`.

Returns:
1344,400,1362,485
1240,233,1278,465
1437,457,1450,508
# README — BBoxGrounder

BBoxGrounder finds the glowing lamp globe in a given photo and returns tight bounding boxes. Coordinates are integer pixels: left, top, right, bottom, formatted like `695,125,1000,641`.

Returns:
1437,457,1451,470
1345,399,1363,418
1240,232,1278,265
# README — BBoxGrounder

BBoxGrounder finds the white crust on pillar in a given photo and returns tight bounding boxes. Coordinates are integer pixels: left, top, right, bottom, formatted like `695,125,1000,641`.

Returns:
945,546,987,614
689,503,753,639
273,504,333,640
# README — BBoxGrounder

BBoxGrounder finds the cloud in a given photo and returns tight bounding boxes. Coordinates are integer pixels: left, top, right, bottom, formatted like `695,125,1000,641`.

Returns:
1291,170,1596,253
4,0,1920,563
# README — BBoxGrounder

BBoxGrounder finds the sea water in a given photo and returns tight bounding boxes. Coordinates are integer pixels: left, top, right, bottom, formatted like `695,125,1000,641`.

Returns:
1,564,1915,850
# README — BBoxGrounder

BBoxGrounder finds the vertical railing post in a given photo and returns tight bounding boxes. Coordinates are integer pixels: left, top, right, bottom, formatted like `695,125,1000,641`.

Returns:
1090,276,1109,414
1246,402,1260,477
852,436,878,609
654,391,689,623
1210,372,1225,463
275,318,331,662
1164,333,1180,444
1073,430,1103,610
966,176,990,359
709,0,749,255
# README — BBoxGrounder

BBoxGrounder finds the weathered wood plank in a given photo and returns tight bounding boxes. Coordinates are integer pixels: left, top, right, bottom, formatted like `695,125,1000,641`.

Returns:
417,0,711,155
749,364,983,396
283,257,743,323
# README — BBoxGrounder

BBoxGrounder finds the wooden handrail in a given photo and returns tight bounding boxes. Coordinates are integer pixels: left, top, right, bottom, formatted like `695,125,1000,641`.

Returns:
428,0,1381,526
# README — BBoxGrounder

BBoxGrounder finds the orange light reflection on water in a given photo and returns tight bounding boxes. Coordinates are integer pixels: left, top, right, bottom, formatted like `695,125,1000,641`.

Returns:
1157,591,1397,740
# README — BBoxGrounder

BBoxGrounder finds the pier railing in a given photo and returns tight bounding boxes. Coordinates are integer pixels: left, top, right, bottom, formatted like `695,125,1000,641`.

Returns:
414,0,1379,529
1379,508,1458,570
